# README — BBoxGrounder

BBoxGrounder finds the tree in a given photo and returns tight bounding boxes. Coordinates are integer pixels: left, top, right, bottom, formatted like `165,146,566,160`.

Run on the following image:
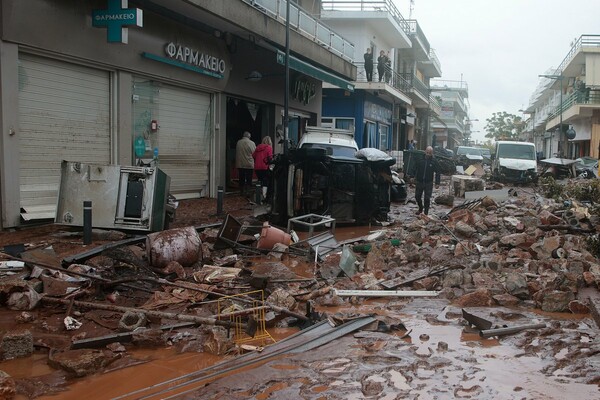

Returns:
484,111,524,141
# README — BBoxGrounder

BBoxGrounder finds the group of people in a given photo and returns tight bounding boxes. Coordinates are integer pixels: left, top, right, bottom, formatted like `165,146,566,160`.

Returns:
236,129,439,215
363,48,391,83
235,131,273,200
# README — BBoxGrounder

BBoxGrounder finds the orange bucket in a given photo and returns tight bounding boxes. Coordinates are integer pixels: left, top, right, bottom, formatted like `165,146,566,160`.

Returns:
256,222,291,249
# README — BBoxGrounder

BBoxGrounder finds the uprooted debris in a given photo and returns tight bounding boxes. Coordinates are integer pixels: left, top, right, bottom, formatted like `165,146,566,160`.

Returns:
0,181,600,397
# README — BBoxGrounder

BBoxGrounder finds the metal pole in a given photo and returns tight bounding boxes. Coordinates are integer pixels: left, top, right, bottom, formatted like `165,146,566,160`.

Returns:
479,323,546,338
216,185,224,215
83,200,92,245
283,0,290,155
559,76,563,157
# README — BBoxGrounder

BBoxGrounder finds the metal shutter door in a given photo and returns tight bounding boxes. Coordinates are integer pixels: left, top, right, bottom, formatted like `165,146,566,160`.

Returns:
18,54,110,220
157,85,211,197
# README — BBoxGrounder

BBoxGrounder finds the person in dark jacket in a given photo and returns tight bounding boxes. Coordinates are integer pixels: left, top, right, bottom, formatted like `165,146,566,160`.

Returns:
364,48,373,82
414,146,440,215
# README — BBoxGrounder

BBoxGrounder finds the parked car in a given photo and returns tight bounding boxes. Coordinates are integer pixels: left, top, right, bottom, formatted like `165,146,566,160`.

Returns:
455,146,484,167
574,156,598,179
491,141,537,183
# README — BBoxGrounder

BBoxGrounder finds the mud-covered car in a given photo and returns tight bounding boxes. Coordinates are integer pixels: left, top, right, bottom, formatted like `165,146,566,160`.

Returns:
269,127,393,225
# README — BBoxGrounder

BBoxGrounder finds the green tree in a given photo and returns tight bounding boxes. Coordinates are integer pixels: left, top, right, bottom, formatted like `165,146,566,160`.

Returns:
484,111,524,140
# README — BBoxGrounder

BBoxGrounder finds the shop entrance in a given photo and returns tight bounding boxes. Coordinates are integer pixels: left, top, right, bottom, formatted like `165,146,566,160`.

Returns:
226,97,271,192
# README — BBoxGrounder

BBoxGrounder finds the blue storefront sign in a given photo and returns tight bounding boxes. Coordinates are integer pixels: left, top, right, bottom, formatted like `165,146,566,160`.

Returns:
93,0,143,44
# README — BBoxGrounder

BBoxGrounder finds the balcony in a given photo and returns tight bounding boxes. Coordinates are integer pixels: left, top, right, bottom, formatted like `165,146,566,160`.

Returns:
546,89,600,128
320,0,411,48
557,35,600,75
242,0,355,60
406,20,430,60
352,61,433,105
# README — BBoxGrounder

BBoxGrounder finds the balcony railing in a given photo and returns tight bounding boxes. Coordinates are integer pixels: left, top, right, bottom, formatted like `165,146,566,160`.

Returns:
556,34,600,74
399,73,429,99
321,0,410,32
548,89,600,120
354,61,411,91
242,0,355,60
427,48,441,73
406,20,430,54
429,95,441,116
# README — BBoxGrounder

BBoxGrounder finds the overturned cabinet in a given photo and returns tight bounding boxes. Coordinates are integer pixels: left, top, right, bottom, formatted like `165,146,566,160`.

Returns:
56,161,171,232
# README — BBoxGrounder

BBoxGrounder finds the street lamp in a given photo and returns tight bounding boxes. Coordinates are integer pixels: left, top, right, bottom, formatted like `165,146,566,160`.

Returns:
539,74,564,157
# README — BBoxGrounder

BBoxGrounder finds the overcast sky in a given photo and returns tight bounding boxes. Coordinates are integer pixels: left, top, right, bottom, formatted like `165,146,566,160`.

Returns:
394,0,600,142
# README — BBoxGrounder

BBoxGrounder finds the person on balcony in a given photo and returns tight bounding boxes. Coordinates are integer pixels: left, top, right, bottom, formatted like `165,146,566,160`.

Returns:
364,48,373,82
384,51,392,83
377,50,387,82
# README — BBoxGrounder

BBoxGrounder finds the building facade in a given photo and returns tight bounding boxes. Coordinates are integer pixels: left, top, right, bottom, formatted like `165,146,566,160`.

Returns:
430,80,470,151
319,0,442,155
0,0,356,229
523,35,600,159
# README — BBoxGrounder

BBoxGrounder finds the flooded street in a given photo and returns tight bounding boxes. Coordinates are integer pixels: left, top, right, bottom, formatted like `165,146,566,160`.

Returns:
1,183,600,399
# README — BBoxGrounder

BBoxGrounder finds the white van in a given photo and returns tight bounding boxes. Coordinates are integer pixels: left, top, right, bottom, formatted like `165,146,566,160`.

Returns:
298,126,358,158
491,141,537,183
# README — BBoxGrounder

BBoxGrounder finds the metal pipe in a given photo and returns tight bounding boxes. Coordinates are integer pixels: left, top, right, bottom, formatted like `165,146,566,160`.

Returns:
283,0,290,155
479,323,546,338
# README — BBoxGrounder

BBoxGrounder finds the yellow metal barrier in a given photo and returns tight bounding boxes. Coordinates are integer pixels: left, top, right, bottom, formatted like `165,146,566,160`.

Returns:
217,290,275,346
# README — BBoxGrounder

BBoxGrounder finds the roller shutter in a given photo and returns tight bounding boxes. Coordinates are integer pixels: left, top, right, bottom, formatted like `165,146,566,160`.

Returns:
18,54,110,220
133,78,211,197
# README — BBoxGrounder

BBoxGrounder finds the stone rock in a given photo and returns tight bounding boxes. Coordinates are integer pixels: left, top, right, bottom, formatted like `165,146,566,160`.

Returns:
538,210,562,225
454,289,494,307
537,290,575,312
267,288,296,310
568,300,590,314
479,235,497,247
500,233,530,248
443,270,464,288
203,326,234,356
48,349,116,377
480,197,497,208
483,215,499,228
430,245,454,265
493,293,520,307
504,272,529,299
583,271,597,286
159,261,186,279
541,236,562,253
414,276,440,290
0,370,16,400
454,221,477,238
0,330,33,360
435,194,455,206
132,328,166,347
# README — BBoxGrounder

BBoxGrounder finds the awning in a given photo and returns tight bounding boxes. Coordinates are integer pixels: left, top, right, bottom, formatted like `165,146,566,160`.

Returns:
276,50,354,92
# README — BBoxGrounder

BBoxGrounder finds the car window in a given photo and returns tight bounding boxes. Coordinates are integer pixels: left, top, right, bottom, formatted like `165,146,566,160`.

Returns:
301,143,357,158
457,147,482,156
497,144,536,160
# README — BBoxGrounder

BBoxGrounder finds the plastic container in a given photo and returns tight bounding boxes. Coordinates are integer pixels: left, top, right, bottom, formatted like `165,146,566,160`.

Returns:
256,222,291,250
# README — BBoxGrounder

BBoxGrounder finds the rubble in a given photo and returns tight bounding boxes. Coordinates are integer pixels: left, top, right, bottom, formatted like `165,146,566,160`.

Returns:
0,178,599,398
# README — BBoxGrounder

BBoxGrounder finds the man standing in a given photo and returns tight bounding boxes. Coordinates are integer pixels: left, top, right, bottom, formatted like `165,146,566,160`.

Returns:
236,131,256,196
364,48,373,82
414,146,439,215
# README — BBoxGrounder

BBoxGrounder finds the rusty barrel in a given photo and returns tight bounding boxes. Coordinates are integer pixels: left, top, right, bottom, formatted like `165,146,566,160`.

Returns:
146,226,201,268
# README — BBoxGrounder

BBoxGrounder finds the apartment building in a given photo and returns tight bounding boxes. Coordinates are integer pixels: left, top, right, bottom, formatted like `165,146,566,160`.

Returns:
318,0,442,152
430,80,470,151
523,35,600,159
0,0,355,229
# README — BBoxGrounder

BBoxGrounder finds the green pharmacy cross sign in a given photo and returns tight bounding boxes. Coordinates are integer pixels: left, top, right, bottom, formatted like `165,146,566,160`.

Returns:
93,0,143,44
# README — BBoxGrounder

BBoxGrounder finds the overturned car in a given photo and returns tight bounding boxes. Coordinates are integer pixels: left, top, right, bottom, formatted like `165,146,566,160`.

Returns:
269,128,393,226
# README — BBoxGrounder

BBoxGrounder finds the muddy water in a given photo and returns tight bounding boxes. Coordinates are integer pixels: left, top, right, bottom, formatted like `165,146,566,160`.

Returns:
12,327,297,399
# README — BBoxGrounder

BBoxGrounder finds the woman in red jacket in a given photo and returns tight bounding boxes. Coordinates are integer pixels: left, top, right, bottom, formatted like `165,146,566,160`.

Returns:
252,136,273,201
